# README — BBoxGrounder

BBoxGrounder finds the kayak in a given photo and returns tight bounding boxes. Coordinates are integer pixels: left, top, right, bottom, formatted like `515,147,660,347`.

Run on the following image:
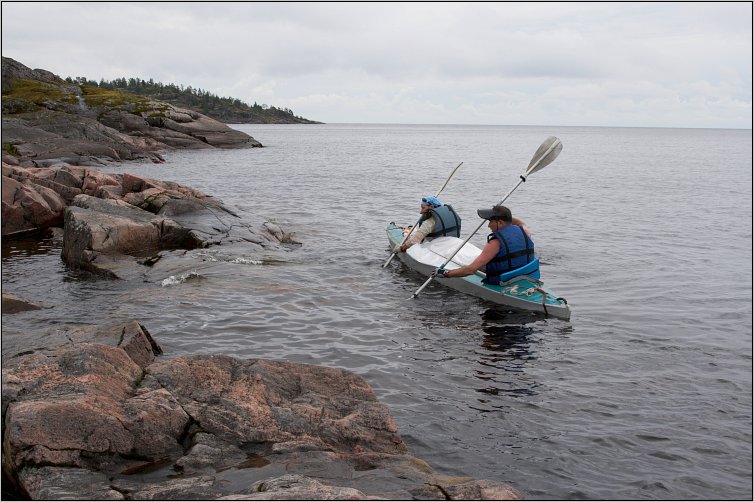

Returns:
386,222,571,320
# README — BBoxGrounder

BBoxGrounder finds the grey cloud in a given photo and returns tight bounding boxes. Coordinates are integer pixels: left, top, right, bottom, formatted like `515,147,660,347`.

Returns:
1,1,750,127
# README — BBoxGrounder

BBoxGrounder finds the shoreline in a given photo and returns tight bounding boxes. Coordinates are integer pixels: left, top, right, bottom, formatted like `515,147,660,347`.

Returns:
1,161,524,500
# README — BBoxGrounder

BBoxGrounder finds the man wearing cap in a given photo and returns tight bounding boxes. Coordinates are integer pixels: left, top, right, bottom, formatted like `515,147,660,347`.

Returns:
395,195,461,253
437,205,534,285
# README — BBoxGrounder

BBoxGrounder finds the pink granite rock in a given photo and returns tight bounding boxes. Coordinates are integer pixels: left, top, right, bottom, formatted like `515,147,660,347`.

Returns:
1,174,66,236
2,321,525,500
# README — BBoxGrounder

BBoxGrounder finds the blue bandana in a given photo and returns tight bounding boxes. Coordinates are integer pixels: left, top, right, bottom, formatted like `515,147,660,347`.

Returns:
421,195,442,208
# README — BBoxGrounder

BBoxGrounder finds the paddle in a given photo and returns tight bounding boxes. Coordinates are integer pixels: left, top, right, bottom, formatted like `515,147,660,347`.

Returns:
410,136,563,299
382,161,464,268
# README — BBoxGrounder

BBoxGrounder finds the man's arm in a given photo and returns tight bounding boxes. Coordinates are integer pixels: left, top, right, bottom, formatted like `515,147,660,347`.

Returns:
400,218,435,250
443,239,500,278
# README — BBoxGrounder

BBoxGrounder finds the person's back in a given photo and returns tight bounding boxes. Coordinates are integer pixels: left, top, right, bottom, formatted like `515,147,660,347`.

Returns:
478,205,535,285
423,204,461,239
436,205,535,285
396,196,461,253
483,224,535,285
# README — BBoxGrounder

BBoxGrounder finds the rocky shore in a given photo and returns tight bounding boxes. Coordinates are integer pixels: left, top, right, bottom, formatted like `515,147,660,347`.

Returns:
2,57,525,500
2,319,523,500
2,56,261,167
2,162,296,278
1,162,525,499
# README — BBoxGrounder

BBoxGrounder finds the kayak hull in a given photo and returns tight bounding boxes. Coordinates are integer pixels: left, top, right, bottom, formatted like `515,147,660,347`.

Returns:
387,222,571,320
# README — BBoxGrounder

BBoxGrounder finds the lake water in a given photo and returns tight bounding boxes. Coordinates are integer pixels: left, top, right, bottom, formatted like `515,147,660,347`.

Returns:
2,124,752,499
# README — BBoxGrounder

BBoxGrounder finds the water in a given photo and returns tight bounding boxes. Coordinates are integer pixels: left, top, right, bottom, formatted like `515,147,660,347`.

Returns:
2,124,752,500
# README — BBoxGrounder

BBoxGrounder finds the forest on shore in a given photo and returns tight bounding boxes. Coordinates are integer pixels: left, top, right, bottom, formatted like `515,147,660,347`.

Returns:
65,76,321,124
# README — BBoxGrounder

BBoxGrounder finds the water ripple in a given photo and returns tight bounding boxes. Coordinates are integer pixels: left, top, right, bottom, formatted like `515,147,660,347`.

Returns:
2,125,751,500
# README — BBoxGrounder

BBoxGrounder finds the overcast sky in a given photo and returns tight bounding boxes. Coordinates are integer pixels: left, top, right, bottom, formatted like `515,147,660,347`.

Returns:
2,2,751,128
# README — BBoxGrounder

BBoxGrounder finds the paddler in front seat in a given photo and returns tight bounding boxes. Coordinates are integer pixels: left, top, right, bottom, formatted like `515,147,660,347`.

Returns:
394,195,462,253
436,205,534,285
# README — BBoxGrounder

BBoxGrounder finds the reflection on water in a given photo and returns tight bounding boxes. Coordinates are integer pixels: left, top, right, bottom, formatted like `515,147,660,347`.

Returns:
1,228,57,260
480,308,539,354
475,308,541,398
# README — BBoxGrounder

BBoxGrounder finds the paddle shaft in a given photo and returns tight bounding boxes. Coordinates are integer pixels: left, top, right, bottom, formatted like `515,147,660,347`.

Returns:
409,175,526,298
382,162,463,268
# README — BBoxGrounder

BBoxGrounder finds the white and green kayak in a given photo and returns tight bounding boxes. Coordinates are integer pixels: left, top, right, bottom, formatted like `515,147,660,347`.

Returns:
387,222,571,320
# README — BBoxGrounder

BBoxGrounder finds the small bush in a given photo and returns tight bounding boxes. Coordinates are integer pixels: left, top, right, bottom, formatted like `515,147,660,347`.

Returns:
2,142,20,156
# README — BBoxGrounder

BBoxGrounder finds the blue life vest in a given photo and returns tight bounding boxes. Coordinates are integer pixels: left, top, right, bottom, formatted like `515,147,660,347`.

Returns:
420,204,462,238
483,225,535,285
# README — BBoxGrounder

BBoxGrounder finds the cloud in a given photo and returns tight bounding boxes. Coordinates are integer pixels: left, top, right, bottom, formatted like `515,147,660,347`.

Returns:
1,2,751,128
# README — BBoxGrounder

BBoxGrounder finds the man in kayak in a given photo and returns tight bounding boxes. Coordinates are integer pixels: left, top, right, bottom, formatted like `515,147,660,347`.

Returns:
394,195,462,253
436,205,534,285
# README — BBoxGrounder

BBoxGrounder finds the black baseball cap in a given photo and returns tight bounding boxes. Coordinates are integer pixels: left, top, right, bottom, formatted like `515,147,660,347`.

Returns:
477,205,511,221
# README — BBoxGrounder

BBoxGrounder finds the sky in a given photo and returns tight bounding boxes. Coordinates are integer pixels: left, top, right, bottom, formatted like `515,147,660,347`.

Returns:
1,2,751,129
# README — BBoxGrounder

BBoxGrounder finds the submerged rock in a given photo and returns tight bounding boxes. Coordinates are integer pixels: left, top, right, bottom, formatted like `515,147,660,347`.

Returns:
0,292,46,314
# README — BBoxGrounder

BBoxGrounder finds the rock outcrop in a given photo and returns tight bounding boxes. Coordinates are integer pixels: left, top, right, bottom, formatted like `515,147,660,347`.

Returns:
2,163,120,236
2,57,262,166
1,321,523,500
1,172,67,234
61,194,200,275
2,162,296,278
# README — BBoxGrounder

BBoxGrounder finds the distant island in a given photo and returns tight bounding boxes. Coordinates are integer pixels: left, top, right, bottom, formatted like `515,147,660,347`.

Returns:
67,76,322,125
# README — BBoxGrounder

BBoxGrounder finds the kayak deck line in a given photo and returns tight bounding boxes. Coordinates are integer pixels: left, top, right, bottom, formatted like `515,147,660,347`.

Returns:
386,222,571,320
500,283,566,317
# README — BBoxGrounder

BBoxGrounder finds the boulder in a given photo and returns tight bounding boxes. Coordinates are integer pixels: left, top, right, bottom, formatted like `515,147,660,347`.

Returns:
17,467,124,500
61,195,202,275
80,168,121,195
2,341,190,499
1,174,66,236
63,202,160,258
